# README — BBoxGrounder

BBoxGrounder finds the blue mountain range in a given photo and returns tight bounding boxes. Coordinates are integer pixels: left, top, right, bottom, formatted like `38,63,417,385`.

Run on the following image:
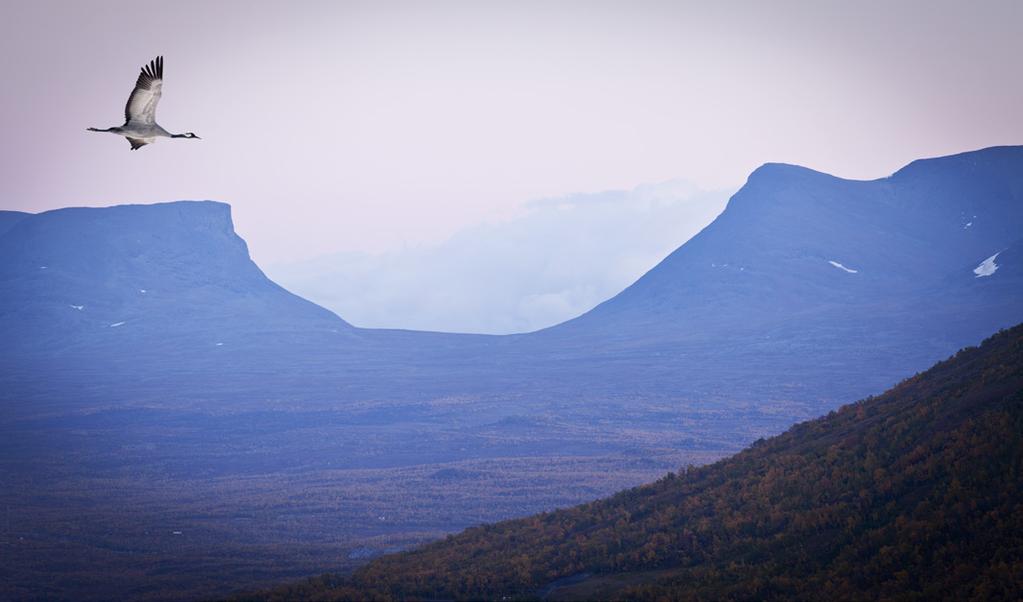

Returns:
2,146,1021,418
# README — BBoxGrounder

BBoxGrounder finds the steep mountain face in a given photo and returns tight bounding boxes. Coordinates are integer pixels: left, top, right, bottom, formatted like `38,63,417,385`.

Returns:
534,146,1023,403
571,147,1023,330
267,324,1023,601
0,201,352,366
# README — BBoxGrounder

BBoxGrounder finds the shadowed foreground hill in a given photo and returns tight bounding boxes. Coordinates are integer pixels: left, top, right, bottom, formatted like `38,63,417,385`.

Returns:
254,324,1023,601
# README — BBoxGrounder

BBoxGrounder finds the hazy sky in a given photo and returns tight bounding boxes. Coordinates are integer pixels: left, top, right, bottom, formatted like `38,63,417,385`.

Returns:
1,1,1021,331
271,181,729,333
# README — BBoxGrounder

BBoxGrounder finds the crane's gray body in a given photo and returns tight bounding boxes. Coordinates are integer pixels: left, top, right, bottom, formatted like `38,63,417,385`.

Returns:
87,56,199,150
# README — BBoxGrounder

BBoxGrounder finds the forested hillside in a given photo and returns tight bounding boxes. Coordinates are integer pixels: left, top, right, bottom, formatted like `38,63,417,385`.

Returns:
253,323,1023,601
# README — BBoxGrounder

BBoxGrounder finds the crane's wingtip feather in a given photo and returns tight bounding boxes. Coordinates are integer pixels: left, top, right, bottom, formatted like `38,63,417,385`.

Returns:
138,56,163,80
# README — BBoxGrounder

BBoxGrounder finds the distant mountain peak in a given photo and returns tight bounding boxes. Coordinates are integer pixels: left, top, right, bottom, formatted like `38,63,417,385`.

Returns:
745,161,834,183
0,199,352,361
892,144,1023,179
546,144,1023,403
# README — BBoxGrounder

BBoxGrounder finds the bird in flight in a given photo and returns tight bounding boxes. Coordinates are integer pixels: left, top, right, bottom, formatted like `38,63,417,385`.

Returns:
87,56,200,150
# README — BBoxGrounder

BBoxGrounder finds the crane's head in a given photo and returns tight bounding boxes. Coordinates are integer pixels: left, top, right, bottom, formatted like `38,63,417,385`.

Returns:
173,132,201,139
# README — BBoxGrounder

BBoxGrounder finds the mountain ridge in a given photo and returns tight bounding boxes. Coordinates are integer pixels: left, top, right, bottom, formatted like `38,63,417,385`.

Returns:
0,200,352,366
533,145,1022,398
3,145,1022,411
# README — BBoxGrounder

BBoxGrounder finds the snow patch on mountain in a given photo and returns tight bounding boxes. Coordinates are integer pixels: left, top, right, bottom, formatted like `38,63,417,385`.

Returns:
974,253,1000,278
828,260,858,274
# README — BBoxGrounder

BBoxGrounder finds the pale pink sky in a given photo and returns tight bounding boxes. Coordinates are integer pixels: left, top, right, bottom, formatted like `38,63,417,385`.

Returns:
1,0,1021,265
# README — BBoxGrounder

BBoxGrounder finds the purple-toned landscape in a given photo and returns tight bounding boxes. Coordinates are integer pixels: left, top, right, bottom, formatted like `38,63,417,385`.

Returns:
2,2,1021,600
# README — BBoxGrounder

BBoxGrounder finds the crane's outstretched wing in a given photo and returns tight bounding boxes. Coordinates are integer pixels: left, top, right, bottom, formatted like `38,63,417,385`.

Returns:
124,56,163,125
126,137,150,150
